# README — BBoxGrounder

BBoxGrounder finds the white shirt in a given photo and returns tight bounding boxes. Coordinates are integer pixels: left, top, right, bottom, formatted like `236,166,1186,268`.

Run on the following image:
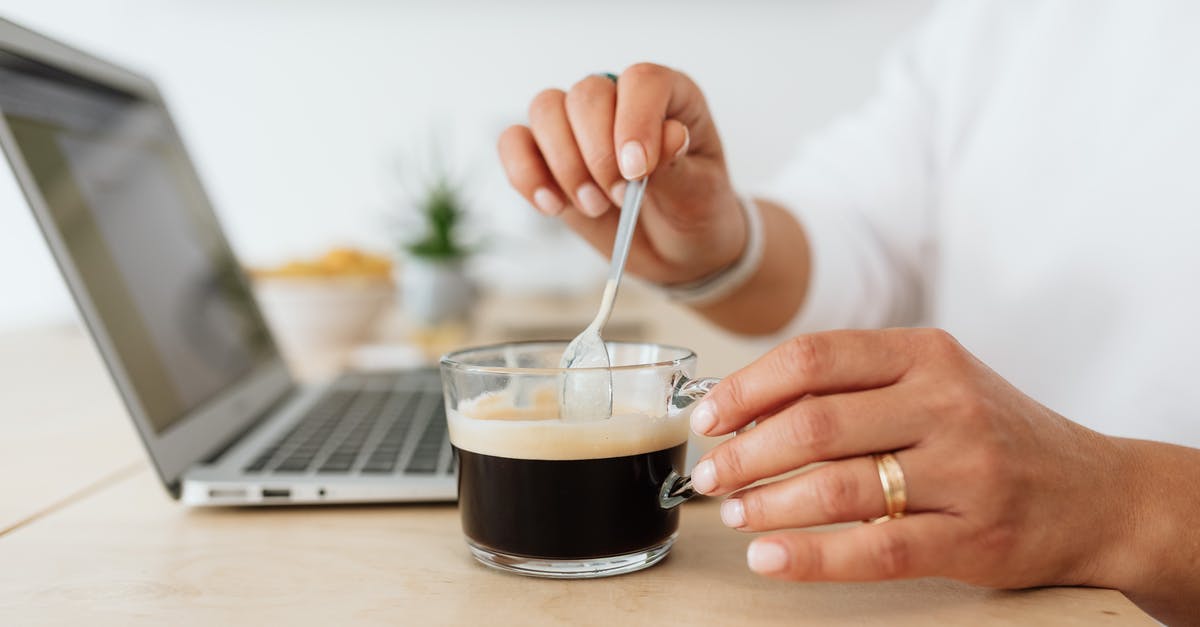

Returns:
768,1,1200,447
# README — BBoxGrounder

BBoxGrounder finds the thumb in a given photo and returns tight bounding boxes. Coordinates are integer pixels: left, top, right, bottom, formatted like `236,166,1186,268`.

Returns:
660,119,690,167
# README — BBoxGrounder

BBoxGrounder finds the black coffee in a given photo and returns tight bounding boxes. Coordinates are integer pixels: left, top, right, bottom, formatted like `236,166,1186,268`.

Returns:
456,442,687,559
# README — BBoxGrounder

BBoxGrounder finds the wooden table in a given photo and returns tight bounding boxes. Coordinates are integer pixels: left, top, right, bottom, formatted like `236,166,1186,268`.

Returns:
0,316,1155,625
0,324,142,535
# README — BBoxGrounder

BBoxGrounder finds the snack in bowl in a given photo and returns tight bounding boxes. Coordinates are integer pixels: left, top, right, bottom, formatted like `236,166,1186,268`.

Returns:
252,248,394,280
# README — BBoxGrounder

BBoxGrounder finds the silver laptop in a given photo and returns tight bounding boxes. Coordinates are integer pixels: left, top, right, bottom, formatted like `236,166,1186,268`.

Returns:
0,18,456,505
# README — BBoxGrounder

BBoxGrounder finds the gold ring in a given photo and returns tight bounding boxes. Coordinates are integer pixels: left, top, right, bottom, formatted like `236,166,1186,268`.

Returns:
865,452,908,524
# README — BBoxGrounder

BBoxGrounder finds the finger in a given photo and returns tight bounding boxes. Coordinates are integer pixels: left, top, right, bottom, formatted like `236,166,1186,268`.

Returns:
746,513,964,581
497,124,566,216
690,329,917,437
558,204,622,250
721,448,943,531
564,76,622,204
609,119,689,208
528,88,613,218
692,386,926,495
614,62,697,179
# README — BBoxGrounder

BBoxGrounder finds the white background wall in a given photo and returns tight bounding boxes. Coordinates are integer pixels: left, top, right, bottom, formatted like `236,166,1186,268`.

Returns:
0,0,932,330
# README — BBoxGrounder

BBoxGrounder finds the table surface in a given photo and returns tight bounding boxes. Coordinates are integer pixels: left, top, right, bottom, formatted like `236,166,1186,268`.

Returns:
0,304,1155,625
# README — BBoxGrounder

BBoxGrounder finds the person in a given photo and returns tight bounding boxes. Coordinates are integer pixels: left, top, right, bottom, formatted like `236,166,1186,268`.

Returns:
496,2,1200,624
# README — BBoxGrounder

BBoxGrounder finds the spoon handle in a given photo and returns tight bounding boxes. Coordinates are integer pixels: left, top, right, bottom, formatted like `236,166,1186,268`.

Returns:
608,179,646,282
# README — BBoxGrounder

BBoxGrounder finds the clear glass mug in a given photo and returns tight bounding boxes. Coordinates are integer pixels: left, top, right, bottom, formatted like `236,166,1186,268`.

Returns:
439,341,718,579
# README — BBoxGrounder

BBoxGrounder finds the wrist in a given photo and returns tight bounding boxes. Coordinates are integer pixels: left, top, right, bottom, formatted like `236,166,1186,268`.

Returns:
655,195,764,306
1081,436,1150,592
1089,439,1200,627
1088,437,1192,605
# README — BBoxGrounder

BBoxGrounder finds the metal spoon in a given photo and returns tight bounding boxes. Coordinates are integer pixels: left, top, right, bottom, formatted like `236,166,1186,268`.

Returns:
558,178,647,421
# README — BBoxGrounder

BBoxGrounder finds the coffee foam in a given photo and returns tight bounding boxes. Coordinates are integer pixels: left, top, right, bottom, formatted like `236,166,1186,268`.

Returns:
448,389,688,460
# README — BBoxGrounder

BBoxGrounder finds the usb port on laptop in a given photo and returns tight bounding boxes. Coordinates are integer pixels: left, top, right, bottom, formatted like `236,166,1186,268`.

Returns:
261,488,291,499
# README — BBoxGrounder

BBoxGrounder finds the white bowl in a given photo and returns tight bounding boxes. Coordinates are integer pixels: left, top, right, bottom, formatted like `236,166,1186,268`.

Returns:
253,277,394,358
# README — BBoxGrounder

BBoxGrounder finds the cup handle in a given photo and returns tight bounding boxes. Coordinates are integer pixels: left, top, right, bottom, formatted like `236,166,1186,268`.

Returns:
659,375,722,509
670,375,721,411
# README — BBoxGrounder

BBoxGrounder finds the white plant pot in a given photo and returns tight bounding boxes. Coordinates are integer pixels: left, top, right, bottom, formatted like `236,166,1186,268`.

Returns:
400,257,475,325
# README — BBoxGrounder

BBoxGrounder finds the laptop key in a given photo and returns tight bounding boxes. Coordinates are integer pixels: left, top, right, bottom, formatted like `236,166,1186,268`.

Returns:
406,405,448,474
361,459,397,473
319,460,354,473
275,460,310,473
317,451,358,473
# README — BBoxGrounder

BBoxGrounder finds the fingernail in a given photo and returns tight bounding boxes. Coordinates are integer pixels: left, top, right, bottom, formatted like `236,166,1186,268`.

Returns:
609,181,627,206
747,541,788,574
690,401,716,435
720,498,745,528
532,187,563,215
575,182,610,217
691,459,717,495
673,125,690,161
619,141,647,179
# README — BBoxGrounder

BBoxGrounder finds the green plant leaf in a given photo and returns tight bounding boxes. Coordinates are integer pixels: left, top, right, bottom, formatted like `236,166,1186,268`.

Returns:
401,170,471,260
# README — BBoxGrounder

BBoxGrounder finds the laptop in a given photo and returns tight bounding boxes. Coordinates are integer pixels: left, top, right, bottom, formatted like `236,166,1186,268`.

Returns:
0,18,456,505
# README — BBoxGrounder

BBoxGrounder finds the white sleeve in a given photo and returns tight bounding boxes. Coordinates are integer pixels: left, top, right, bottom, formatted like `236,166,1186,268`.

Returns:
763,5,955,335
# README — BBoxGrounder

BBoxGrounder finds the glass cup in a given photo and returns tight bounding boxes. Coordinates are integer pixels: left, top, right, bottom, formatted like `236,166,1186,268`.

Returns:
439,341,717,579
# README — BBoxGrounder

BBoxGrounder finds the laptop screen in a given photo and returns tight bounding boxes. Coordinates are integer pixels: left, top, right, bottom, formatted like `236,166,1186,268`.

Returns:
0,51,277,435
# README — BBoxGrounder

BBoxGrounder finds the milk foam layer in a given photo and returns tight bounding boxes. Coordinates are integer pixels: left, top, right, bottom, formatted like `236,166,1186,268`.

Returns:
448,390,688,460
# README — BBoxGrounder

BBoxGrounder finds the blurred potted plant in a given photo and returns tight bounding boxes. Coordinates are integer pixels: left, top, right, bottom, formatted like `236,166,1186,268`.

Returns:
397,170,476,324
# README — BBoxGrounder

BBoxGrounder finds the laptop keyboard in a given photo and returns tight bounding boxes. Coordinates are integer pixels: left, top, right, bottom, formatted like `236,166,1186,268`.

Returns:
242,370,453,476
